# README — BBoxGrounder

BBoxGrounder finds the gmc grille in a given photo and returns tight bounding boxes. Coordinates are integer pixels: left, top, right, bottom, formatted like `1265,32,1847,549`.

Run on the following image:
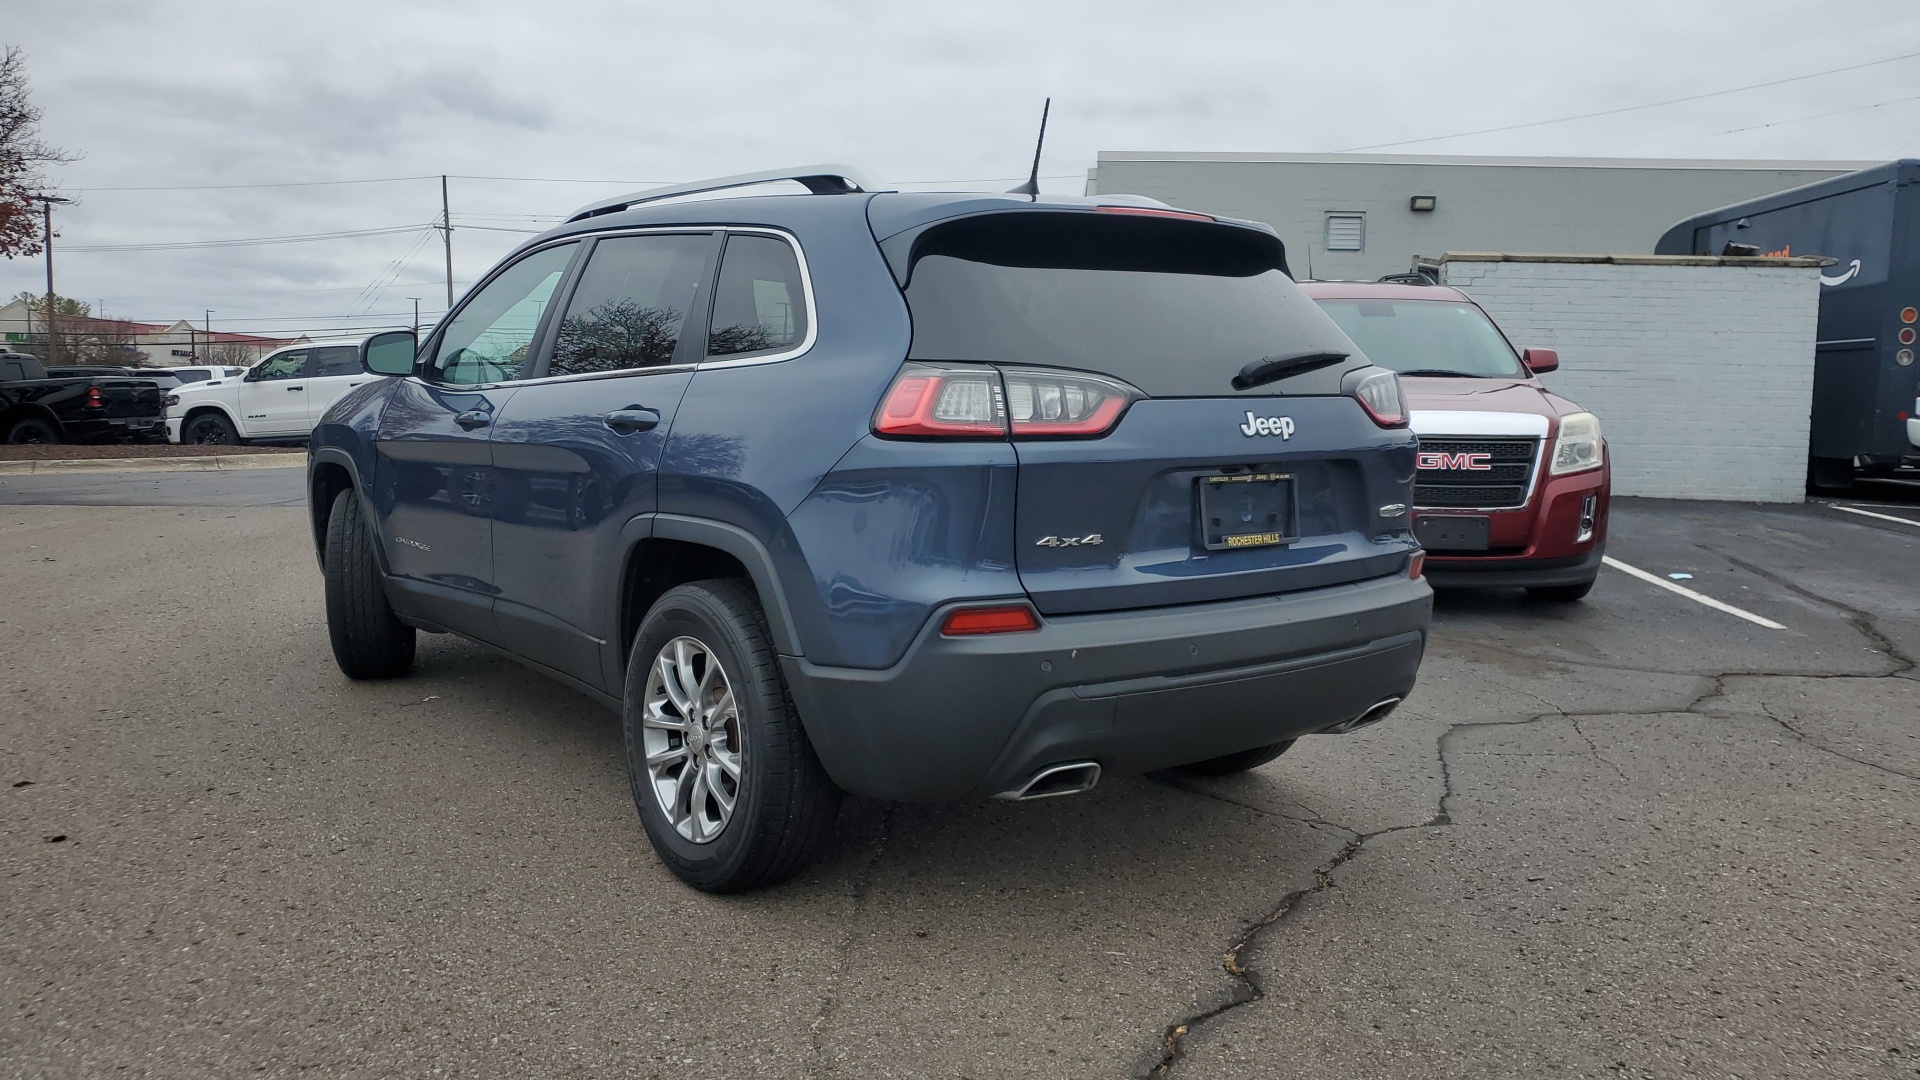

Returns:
1415,437,1539,509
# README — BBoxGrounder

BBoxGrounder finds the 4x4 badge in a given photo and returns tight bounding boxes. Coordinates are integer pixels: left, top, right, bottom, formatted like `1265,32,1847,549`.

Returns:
1036,534,1103,548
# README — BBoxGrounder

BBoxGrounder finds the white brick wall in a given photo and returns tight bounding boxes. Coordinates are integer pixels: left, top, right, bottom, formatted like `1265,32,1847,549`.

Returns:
1434,258,1824,503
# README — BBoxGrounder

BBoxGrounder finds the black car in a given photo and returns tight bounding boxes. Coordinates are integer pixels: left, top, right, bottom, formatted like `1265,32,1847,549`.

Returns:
1,353,169,444
309,166,1434,891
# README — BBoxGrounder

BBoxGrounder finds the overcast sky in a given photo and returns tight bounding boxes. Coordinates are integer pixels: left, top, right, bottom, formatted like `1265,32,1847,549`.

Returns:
4,0,1918,337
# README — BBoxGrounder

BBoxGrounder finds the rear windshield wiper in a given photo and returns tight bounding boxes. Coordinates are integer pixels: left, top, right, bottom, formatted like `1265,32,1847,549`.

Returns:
1394,368,1480,378
1232,350,1349,391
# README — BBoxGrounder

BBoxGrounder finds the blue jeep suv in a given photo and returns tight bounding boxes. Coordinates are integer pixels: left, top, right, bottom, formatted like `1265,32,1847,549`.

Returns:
308,166,1432,891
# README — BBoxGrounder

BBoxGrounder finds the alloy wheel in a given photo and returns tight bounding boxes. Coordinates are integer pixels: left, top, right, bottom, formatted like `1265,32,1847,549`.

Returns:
641,636,743,843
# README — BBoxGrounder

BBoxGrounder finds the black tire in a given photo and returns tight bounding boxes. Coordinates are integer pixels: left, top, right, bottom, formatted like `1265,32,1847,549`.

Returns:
1528,579,1596,602
323,488,416,679
3,416,59,444
624,579,841,893
1176,739,1295,777
182,411,240,445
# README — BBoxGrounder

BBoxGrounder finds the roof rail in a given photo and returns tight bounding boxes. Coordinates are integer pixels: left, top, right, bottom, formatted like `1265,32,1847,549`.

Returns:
566,164,878,222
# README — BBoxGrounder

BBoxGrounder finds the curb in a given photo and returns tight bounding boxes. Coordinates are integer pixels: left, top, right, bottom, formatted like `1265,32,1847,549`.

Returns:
0,453,305,476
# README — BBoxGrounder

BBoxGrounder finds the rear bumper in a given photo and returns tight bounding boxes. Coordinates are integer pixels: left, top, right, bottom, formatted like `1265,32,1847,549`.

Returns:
67,415,169,443
782,573,1432,803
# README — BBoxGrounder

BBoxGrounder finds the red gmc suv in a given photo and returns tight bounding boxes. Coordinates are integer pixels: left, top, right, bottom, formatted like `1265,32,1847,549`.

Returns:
1302,281,1609,601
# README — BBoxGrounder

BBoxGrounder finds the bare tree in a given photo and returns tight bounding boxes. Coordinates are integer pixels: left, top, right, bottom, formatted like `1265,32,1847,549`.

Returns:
1,46,78,259
203,341,261,366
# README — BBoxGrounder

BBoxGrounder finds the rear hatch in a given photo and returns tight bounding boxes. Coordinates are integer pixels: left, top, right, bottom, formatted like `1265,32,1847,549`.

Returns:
885,209,1417,615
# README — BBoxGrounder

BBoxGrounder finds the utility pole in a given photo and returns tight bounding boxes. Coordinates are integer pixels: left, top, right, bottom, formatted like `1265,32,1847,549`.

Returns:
408,297,421,336
37,195,71,364
205,310,213,361
440,175,454,308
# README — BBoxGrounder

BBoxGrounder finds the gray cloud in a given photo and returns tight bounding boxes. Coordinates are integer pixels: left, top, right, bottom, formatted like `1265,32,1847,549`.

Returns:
2,0,1917,334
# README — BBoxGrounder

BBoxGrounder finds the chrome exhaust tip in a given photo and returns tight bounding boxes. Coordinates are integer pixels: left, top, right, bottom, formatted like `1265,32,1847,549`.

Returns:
993,761,1102,801
1321,696,1403,735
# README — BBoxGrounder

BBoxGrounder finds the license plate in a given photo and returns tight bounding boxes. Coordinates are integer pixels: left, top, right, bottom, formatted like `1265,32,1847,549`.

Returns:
1414,514,1491,552
1198,472,1296,551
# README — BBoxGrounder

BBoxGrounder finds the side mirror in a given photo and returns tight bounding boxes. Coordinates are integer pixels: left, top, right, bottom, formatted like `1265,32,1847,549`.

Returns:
363,330,418,377
242,367,259,383
1522,348,1559,375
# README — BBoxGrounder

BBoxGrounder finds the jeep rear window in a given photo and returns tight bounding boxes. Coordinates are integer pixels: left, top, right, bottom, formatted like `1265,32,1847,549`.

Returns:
900,212,1360,397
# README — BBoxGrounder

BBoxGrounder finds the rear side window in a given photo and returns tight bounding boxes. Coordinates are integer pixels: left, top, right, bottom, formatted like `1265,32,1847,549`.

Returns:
550,233,712,375
708,234,808,359
900,213,1359,397
312,346,361,377
1316,299,1523,378
175,369,210,383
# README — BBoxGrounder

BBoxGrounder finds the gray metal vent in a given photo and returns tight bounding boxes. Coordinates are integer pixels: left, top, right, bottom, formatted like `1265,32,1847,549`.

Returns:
1325,213,1366,252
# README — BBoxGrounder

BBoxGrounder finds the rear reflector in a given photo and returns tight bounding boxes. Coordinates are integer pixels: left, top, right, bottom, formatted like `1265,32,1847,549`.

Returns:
1408,551,1426,579
940,604,1041,636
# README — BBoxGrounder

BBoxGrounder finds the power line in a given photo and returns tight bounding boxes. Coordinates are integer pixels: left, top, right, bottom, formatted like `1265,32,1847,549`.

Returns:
1336,49,1920,152
71,175,440,192
63,224,436,252
1598,91,1920,155
60,170,1088,196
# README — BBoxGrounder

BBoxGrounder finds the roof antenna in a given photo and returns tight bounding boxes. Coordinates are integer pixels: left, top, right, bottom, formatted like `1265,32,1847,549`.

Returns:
1007,98,1051,200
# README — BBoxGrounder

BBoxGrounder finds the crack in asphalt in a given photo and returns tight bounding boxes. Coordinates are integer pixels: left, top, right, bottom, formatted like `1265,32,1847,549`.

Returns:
804,803,894,1080
1141,575,1918,1077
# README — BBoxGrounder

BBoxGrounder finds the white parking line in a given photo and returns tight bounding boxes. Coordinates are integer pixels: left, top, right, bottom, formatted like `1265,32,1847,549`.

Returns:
1832,504,1920,529
1601,556,1788,630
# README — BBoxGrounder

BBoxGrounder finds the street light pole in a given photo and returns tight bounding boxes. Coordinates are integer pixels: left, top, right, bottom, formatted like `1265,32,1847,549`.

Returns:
204,310,213,362
440,175,454,309
36,195,72,364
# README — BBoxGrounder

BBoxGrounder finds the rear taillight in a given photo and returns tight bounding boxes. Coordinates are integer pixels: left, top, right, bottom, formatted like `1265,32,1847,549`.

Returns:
1352,369,1407,428
84,386,103,408
1001,367,1137,438
873,364,1139,440
873,364,1005,438
940,603,1041,636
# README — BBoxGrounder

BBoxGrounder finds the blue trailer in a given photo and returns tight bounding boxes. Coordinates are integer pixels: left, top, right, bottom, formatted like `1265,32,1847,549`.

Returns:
1656,160,1920,488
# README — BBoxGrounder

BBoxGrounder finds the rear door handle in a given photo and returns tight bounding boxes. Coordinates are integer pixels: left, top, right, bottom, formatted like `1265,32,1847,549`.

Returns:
454,409,492,430
286,385,304,392
604,408,661,433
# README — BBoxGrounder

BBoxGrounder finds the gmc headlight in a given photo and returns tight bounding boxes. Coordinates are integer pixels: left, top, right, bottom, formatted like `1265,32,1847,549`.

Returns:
1549,412,1603,475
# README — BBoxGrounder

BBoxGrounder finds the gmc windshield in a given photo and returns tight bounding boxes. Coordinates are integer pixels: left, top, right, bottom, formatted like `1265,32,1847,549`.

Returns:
1317,298,1524,378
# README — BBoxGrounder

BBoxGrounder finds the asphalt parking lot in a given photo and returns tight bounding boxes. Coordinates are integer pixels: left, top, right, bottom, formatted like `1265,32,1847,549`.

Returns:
2,467,1915,1079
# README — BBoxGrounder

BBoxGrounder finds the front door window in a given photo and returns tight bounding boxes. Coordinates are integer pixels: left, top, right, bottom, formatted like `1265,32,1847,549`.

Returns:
428,243,579,386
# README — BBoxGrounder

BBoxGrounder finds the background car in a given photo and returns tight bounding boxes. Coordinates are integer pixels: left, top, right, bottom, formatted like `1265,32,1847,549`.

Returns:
167,337,386,444
1303,280,1610,601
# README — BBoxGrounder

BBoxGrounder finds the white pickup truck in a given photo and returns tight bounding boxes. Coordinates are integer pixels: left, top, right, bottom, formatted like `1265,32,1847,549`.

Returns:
167,335,384,444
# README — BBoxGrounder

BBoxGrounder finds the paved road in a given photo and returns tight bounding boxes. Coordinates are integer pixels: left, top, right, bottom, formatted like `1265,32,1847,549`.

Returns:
1,483,1914,1078
0,466,304,507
